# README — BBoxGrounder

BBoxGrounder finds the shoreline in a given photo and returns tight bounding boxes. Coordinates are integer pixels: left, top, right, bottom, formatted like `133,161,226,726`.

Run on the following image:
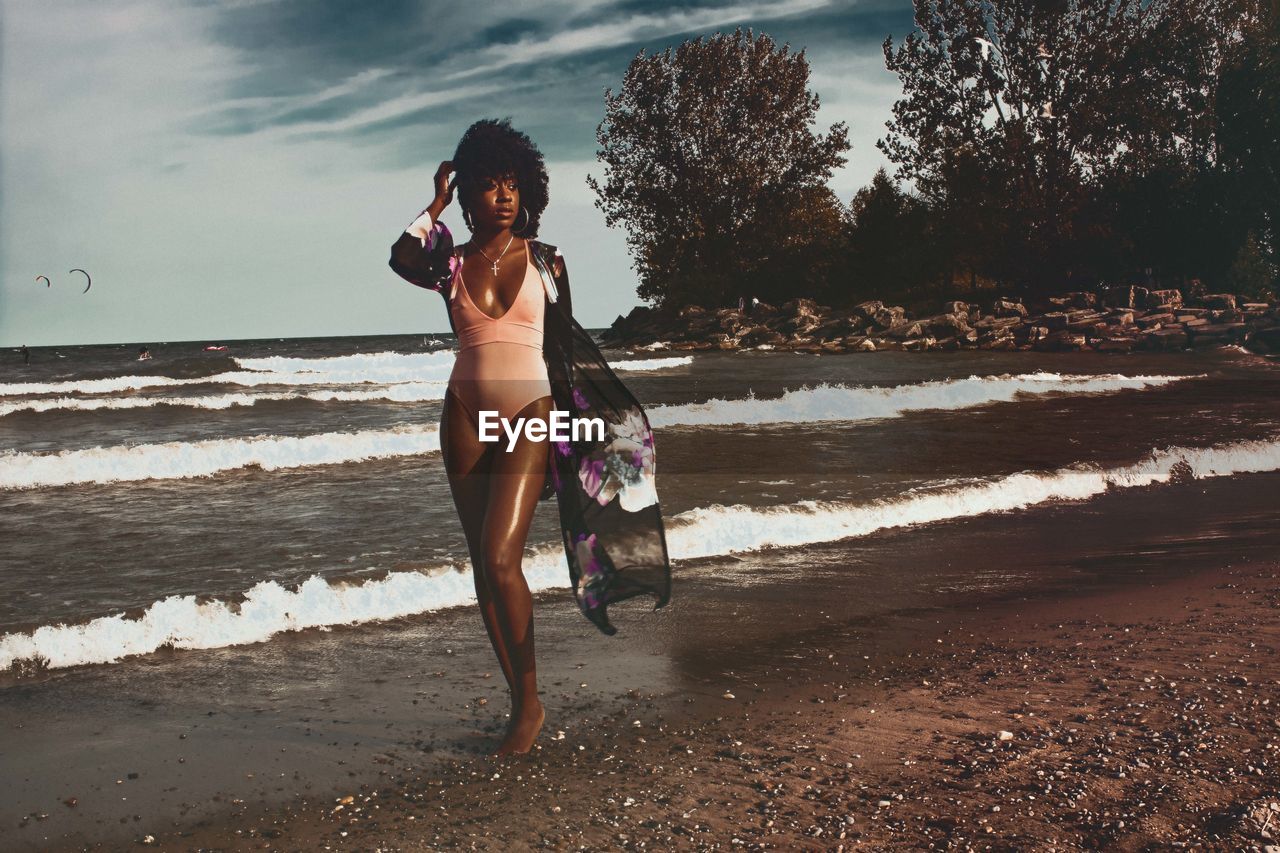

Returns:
603,288,1280,356
6,471,1280,850
153,560,1280,849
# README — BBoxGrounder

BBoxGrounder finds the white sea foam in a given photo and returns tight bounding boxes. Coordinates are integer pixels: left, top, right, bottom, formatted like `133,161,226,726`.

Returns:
647,371,1201,427
3,433,1277,673
0,352,458,397
663,434,1280,557
235,351,692,375
0,352,689,405
0,383,449,416
231,351,458,384
0,369,432,397
0,425,442,490
0,372,1199,489
605,356,693,371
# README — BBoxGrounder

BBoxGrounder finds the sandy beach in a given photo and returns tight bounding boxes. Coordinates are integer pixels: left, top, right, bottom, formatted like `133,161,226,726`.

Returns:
161,558,1280,852
7,466,1277,851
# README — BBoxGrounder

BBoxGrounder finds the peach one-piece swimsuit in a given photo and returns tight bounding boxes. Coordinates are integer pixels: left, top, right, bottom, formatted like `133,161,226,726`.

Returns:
446,241,553,428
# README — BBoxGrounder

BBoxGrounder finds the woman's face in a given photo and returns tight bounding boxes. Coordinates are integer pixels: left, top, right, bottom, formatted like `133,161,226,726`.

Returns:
467,171,520,231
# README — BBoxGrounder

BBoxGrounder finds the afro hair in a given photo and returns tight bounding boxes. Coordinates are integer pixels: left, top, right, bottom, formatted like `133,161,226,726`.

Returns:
452,118,549,239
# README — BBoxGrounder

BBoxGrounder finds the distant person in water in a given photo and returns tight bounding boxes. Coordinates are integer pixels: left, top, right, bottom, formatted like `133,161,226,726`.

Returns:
20,344,29,365
138,347,152,361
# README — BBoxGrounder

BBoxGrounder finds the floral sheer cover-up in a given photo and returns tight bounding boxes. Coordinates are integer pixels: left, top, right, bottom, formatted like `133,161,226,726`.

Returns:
389,211,672,635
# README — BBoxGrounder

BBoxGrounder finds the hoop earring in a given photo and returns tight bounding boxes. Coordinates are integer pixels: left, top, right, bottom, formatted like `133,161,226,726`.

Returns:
511,206,530,235
461,207,474,232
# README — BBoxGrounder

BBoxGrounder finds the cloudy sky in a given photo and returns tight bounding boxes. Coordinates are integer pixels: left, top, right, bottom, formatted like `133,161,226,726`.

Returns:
1,0,914,347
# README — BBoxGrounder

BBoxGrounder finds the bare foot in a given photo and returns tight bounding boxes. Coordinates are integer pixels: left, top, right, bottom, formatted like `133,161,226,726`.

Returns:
492,700,545,755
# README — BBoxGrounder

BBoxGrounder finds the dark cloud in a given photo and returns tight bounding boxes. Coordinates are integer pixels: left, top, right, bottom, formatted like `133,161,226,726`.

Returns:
471,16,547,47
203,0,438,87
190,0,917,164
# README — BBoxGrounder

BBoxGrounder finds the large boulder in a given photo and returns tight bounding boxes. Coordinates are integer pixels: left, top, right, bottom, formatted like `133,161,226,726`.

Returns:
973,315,1023,332
1040,312,1069,331
1143,327,1189,350
1020,325,1051,344
901,336,936,351
1062,291,1097,309
844,335,877,351
870,305,907,329
780,297,824,319
1209,308,1245,323
1136,311,1175,329
746,300,779,319
1145,288,1183,309
1197,293,1238,311
924,312,972,336
1036,330,1088,351
1065,311,1108,333
739,326,786,347
717,313,748,334
991,298,1028,318
851,300,885,320
1104,285,1153,310
812,312,867,339
1095,336,1137,352
602,304,658,341
981,334,1019,350
885,319,927,339
1188,321,1248,341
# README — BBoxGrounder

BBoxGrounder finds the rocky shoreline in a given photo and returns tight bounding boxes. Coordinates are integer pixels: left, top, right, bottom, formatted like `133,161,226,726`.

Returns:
601,287,1280,355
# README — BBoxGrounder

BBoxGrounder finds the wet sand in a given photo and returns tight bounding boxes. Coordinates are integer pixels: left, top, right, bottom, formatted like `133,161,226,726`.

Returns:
5,474,1280,850
163,558,1280,851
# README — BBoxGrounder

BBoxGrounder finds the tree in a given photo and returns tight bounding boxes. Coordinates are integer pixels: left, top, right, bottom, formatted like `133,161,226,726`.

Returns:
878,0,1239,296
1225,229,1278,301
841,167,939,304
1216,0,1280,292
587,28,850,309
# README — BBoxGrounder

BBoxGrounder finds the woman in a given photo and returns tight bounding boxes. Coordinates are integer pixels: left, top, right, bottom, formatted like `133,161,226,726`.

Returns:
388,119,671,755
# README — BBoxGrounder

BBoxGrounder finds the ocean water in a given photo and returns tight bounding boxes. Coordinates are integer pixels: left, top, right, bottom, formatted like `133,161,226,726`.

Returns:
1,334,1278,677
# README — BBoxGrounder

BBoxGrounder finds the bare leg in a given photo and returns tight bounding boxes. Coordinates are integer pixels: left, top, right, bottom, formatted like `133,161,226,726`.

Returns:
482,395,553,754
441,390,517,699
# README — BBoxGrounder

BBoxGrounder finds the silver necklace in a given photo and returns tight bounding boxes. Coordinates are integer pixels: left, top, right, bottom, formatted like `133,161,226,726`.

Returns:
471,234,514,275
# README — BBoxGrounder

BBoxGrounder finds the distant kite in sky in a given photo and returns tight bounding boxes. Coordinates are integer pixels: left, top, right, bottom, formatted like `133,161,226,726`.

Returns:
36,275,51,287
70,268,91,293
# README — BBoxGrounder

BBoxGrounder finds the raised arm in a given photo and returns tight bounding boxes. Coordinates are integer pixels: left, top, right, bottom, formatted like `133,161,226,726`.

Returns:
388,205,455,292
388,161,457,293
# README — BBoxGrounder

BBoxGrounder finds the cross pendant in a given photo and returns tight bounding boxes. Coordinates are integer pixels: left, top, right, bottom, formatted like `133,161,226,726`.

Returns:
490,260,500,275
